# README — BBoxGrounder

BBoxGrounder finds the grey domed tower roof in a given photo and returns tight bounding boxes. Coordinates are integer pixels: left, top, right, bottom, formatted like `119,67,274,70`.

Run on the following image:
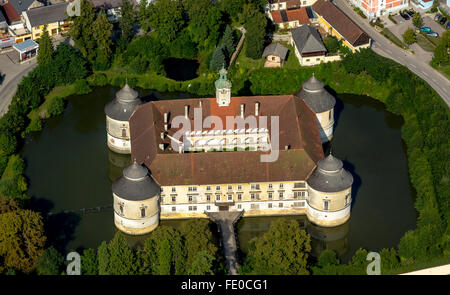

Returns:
104,83,142,121
295,75,336,113
307,153,353,193
112,159,160,201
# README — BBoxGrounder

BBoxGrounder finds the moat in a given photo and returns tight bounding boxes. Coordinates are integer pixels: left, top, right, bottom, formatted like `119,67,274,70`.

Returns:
21,86,417,262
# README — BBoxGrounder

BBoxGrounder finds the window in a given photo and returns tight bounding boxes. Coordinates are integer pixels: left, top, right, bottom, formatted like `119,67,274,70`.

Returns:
324,200,329,211
228,194,233,201
329,110,332,120
251,184,260,190
279,192,284,199
172,207,176,212
294,191,306,198
279,183,284,189
306,58,310,62
206,194,211,201
272,56,276,61
268,203,273,208
141,207,146,218
171,196,176,202
294,201,305,208
216,186,221,191
268,192,273,199
171,187,176,192
294,182,305,188
207,205,211,210
228,185,232,191
237,204,242,209
237,193,242,200
122,128,126,137
279,203,283,208
160,196,164,204
303,0,306,4
251,203,259,209
238,185,242,190
206,186,211,191
345,194,350,206
316,58,320,61
188,186,197,192
188,196,193,202
119,203,123,215
268,183,273,189
216,194,221,201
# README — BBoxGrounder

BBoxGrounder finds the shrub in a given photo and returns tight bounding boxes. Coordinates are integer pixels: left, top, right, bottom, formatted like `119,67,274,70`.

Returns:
48,97,66,117
0,133,17,156
74,79,92,95
88,73,108,86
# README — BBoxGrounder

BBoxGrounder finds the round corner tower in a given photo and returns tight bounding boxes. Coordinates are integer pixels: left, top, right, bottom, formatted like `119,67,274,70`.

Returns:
295,75,336,143
112,160,160,235
306,153,353,227
104,84,142,154
215,67,232,107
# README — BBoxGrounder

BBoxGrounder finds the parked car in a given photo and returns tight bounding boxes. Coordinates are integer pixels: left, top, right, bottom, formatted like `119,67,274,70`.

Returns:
420,26,432,33
447,22,450,30
406,10,415,16
426,31,439,37
439,17,447,25
434,14,441,21
400,13,410,20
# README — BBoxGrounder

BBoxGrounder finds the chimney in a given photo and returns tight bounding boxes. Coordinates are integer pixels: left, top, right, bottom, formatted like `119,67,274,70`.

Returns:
199,100,202,108
240,104,245,118
164,124,168,131
255,102,260,116
184,105,189,119
164,112,168,123
160,132,165,140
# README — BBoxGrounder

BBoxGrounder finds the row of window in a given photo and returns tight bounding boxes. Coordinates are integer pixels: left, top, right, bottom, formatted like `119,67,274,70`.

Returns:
172,182,304,193
166,191,307,203
170,201,307,212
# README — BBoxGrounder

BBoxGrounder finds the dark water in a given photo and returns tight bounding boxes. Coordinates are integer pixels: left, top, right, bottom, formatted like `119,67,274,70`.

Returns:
163,58,199,81
22,88,417,259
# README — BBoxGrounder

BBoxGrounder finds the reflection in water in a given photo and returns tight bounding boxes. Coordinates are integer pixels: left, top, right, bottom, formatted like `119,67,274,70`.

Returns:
108,150,132,182
236,216,350,260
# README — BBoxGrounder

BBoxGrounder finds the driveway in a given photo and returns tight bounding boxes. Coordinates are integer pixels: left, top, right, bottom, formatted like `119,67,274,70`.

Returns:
333,0,450,107
0,54,37,117
422,15,445,35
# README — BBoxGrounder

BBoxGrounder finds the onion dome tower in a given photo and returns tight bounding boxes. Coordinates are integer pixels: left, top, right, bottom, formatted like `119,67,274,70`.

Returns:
112,159,160,235
295,74,336,143
306,153,353,227
104,84,142,154
215,66,232,107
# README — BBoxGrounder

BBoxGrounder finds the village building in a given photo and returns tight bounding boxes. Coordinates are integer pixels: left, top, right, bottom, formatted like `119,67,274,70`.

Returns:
23,2,69,40
90,0,137,23
350,0,409,18
110,69,353,235
291,24,326,66
0,2,21,24
269,7,311,29
262,42,289,67
12,38,38,61
266,0,318,11
312,0,371,52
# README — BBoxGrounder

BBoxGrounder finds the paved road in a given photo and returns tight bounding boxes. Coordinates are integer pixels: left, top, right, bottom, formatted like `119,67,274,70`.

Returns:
333,0,450,107
0,59,37,117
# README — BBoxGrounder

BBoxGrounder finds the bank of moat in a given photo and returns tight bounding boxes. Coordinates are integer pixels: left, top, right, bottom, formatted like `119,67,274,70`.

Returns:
105,69,353,235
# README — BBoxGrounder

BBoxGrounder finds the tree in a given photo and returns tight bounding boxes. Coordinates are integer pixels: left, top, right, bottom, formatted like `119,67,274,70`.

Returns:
81,248,98,275
98,232,137,275
240,218,311,275
412,14,423,28
244,5,267,59
69,0,96,62
137,0,151,32
37,25,54,66
147,0,185,43
36,247,64,275
222,25,235,58
187,251,215,275
92,10,113,69
317,249,340,267
402,28,416,45
118,0,136,50
210,45,226,70
0,209,46,274
97,241,110,275
0,132,17,156
432,30,449,66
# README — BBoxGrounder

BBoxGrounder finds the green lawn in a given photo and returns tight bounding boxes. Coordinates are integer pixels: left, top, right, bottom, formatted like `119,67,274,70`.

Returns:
416,33,436,52
28,84,76,121
381,28,409,50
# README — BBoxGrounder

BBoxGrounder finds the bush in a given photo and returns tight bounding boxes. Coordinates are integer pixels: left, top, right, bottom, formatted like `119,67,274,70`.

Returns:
402,28,416,45
74,79,91,95
48,97,66,117
88,73,108,86
0,133,17,156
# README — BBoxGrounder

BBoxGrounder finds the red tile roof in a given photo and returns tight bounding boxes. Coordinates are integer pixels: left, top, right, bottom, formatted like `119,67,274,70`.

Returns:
312,0,370,47
130,95,324,186
271,8,310,25
1,3,20,23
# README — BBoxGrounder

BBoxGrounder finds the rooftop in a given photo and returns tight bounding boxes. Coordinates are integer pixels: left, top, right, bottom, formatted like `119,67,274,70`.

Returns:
262,43,289,59
130,94,325,186
24,2,68,28
312,0,370,47
1,2,20,24
13,38,38,52
291,24,326,54
271,8,310,25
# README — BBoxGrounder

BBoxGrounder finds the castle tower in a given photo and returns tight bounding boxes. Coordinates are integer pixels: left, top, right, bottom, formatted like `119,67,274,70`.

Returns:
215,66,232,107
306,153,353,227
295,75,336,143
112,159,160,235
104,84,142,154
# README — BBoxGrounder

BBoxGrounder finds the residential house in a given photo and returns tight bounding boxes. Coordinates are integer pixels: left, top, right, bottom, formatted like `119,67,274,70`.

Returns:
290,24,327,66
269,7,310,29
266,0,317,12
0,2,21,24
0,6,7,29
350,0,409,18
312,0,371,53
262,42,289,67
90,0,138,23
410,0,433,10
7,0,46,15
23,2,69,40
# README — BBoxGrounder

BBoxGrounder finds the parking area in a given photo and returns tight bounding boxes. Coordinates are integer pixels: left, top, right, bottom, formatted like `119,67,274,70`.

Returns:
422,15,446,35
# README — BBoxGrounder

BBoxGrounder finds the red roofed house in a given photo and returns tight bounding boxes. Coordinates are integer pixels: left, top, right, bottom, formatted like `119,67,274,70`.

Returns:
269,7,310,29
